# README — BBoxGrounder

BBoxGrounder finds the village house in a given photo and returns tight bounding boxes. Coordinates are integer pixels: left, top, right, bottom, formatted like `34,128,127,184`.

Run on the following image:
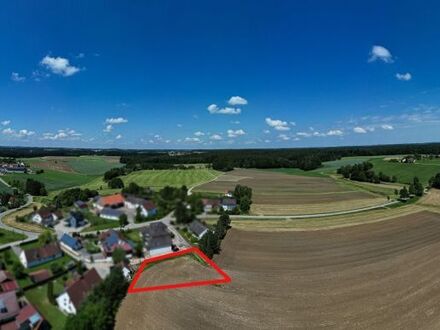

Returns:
56,268,102,315
142,222,172,256
0,271,19,293
0,163,26,174
8,303,45,329
188,220,209,239
220,198,237,211
31,207,62,227
0,291,20,324
19,243,63,268
60,233,83,254
65,211,86,228
124,195,157,217
93,193,125,211
99,230,133,257
201,198,220,213
99,207,123,221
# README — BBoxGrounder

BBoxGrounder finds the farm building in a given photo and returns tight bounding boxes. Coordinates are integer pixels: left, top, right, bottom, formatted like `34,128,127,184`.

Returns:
19,243,63,268
65,211,86,228
142,222,172,256
188,221,209,239
0,271,19,293
99,230,133,257
99,207,123,221
0,163,26,174
56,268,102,315
201,198,220,213
93,193,125,211
124,195,157,217
29,269,51,284
60,233,83,252
31,207,62,227
220,198,237,211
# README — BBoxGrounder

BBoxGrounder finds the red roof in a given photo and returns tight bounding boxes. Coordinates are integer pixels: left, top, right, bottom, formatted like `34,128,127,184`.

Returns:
0,281,18,292
15,304,41,325
29,269,52,283
99,194,124,206
142,200,156,210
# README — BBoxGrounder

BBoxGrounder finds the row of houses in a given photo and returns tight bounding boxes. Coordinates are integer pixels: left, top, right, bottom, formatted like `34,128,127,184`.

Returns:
0,162,26,175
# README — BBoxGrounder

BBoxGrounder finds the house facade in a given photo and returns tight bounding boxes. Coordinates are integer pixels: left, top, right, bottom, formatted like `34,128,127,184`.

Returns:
188,221,209,239
220,198,237,211
124,195,157,217
56,268,102,315
31,207,62,227
142,222,172,256
19,243,63,268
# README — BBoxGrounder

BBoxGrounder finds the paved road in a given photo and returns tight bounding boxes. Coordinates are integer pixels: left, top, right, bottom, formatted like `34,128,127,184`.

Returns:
0,195,39,249
199,200,400,220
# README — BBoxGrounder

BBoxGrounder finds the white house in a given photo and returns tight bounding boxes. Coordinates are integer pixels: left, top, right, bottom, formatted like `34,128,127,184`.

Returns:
56,268,102,315
189,221,209,239
124,195,157,217
31,208,62,226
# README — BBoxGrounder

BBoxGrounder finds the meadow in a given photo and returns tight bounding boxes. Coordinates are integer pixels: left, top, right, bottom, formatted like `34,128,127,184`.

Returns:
369,158,440,185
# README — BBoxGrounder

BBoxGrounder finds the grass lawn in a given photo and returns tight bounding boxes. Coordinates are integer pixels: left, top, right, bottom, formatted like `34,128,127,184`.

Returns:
121,229,142,243
25,283,67,329
369,158,440,186
0,179,12,193
82,211,120,232
81,168,221,193
0,228,27,244
3,169,98,192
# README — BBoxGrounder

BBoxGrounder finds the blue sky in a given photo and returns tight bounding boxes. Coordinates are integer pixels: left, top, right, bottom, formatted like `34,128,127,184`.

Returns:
1,1,440,149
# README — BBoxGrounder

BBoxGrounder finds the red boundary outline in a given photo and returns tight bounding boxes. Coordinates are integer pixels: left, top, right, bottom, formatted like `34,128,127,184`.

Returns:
127,247,231,294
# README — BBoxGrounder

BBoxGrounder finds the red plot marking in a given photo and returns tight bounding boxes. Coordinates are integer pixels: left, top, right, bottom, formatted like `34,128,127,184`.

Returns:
127,247,231,294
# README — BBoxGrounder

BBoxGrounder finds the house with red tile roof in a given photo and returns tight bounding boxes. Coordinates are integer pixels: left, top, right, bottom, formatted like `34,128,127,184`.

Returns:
93,193,125,211
1,302,45,330
0,271,18,293
56,268,102,315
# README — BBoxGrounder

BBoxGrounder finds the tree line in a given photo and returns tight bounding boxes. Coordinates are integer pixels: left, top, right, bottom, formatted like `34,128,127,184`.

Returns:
337,162,397,184
199,214,232,259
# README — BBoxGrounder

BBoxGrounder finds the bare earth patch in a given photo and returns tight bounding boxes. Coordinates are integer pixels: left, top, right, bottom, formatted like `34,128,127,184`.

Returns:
116,211,440,329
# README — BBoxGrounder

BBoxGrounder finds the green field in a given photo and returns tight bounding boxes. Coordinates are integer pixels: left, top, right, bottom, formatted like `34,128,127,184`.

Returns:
82,168,221,193
0,228,27,244
0,179,11,193
66,156,123,175
369,158,440,185
3,169,98,192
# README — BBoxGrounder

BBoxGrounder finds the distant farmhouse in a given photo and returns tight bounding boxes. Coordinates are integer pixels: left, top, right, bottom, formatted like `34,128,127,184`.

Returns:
189,220,209,239
31,207,63,227
0,271,19,293
99,207,124,221
142,222,172,256
99,230,133,257
220,198,237,211
0,162,26,175
19,243,63,268
93,194,125,211
124,195,157,217
59,233,83,257
202,197,237,213
56,268,102,315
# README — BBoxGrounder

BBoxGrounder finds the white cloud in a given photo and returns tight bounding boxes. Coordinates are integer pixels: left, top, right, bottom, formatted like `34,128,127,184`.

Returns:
210,134,223,140
103,125,113,133
2,128,15,135
40,55,80,76
368,45,393,63
227,129,246,138
381,124,394,130
265,117,290,131
207,104,241,115
263,129,270,134
115,134,122,140
2,128,35,138
289,121,296,126
297,132,312,137
177,124,183,128
326,129,343,136
278,134,290,141
194,131,205,136
42,129,81,140
11,72,25,82
230,120,240,124
105,117,128,124
1,120,11,126
396,72,412,81
353,126,367,134
228,96,248,106
184,137,201,143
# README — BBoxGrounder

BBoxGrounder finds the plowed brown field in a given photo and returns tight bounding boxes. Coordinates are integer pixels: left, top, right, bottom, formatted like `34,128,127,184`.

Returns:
116,211,440,330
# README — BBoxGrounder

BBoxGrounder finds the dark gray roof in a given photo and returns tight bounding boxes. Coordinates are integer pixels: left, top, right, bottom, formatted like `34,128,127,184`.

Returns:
221,198,237,206
143,222,172,250
148,235,172,250
100,207,123,217
189,221,208,236
124,195,146,205
142,222,168,237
